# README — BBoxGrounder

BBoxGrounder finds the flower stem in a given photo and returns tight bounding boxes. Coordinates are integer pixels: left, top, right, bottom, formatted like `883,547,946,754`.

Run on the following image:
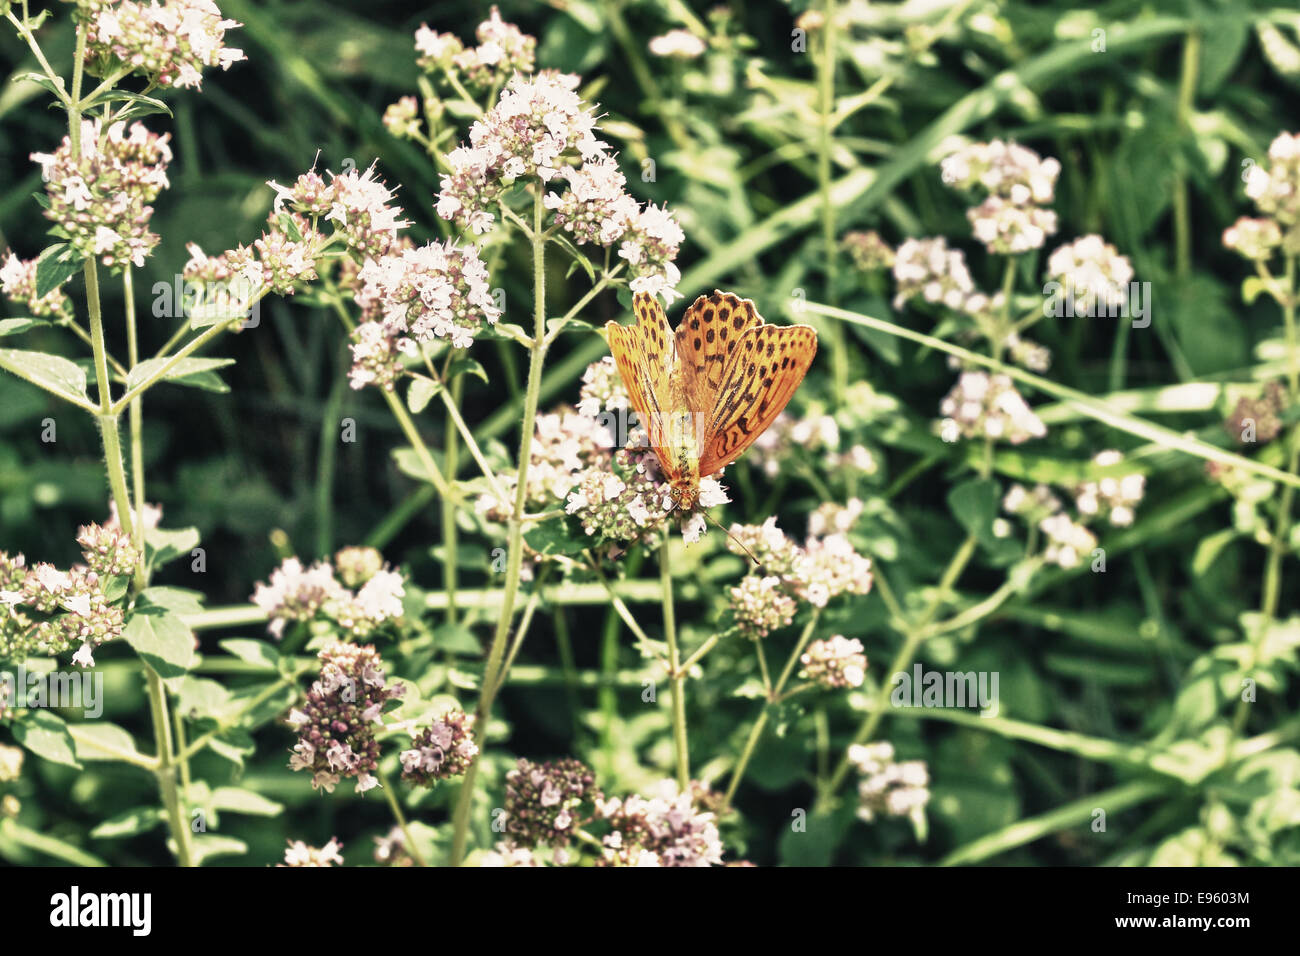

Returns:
1234,254,1299,735
1171,28,1200,280
66,37,192,864
381,388,454,500
146,666,194,867
605,0,691,150
123,267,147,590
436,374,507,502
721,611,821,811
816,0,846,404
821,534,978,803
660,529,689,789
448,187,550,865
443,369,463,625
377,769,428,867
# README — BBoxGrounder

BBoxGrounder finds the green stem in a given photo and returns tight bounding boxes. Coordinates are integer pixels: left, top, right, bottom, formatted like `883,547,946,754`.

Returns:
817,0,846,404
381,388,454,501
145,667,194,867
676,629,731,676
822,534,978,802
661,530,689,788
84,260,135,542
443,369,463,625
112,317,242,414
124,267,146,588
69,48,183,869
437,374,507,502
491,579,545,700
377,769,429,867
605,0,691,150
722,611,822,811
1234,255,1299,735
448,187,549,865
804,301,1300,489
314,352,347,557
1171,28,1200,280
939,780,1166,866
178,678,295,762
5,9,72,107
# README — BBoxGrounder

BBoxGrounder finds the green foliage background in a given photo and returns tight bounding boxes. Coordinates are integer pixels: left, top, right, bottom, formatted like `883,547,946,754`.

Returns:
1,0,1299,866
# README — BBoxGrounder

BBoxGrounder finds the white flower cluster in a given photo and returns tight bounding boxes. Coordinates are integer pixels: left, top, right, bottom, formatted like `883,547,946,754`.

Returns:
251,550,405,639
938,371,1046,445
848,742,930,826
596,780,724,867
941,140,1060,254
1047,235,1134,312
437,71,607,232
1244,132,1300,225
892,237,975,310
84,0,245,90
1037,513,1098,569
726,516,873,636
648,30,707,59
1226,131,1300,259
352,238,499,361
435,70,685,301
1074,450,1146,527
415,6,535,84
1002,449,1144,566
800,635,868,689
1004,483,1096,569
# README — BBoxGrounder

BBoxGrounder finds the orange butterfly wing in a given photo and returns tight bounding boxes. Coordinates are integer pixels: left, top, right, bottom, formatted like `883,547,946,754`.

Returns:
674,291,762,419
605,293,679,478
699,323,818,477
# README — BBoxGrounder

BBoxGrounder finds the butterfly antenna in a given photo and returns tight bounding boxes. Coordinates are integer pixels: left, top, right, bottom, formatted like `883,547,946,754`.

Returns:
703,511,760,567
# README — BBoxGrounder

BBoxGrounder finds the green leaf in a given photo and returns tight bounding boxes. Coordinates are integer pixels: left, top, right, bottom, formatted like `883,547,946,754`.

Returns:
206,729,255,769
190,834,248,866
144,526,201,571
188,300,252,329
81,89,172,119
948,478,999,534
210,787,283,817
545,316,596,338
0,348,90,406
126,356,235,394
778,806,855,866
123,587,201,677
218,638,279,670
0,819,105,867
70,722,147,763
1199,15,1249,94
12,71,68,101
407,375,441,413
1242,275,1276,306
946,478,1019,561
447,355,489,383
431,623,482,655
392,446,446,485
90,807,164,839
551,233,596,281
13,710,81,768
278,212,304,241
1192,527,1241,576
0,318,50,338
476,321,530,343
524,516,591,557
33,243,82,298
174,676,234,721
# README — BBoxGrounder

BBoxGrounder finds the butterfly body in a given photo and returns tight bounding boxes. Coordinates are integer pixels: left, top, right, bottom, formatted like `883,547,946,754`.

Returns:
605,291,818,510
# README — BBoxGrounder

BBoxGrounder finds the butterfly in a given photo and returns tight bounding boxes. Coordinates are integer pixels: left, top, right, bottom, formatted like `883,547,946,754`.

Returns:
605,290,818,510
